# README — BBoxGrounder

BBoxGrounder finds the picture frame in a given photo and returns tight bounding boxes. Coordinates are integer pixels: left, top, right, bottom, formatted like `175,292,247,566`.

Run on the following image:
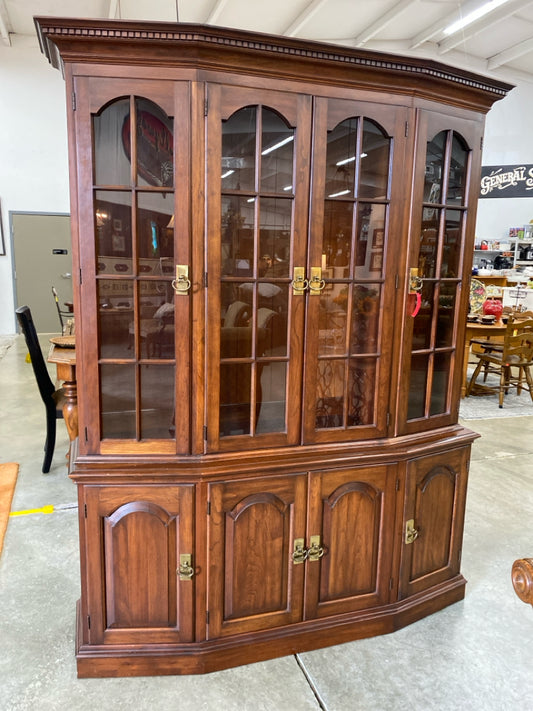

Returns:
372,228,384,247
370,252,383,271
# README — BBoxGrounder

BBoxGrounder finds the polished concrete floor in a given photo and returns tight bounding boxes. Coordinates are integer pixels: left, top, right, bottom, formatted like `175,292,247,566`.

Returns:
0,334,532,711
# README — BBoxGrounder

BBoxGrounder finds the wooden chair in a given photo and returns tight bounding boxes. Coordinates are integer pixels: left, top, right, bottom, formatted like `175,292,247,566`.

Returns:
466,317,533,407
52,286,74,335
16,306,66,473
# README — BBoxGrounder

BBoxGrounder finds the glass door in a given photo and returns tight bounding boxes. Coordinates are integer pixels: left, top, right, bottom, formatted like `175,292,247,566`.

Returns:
74,78,190,454
303,98,408,443
206,85,311,452
399,110,483,433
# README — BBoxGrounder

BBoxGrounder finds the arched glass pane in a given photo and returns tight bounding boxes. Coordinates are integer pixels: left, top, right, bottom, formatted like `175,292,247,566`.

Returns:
424,131,446,204
325,118,358,197
222,107,256,191
94,98,131,185
447,132,468,205
133,98,174,188
360,119,390,199
261,109,294,193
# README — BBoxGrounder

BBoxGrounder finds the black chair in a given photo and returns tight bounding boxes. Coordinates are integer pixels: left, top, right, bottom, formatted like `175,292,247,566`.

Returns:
16,306,66,473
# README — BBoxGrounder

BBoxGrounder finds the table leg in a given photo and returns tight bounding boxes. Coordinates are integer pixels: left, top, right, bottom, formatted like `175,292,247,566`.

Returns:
61,378,78,442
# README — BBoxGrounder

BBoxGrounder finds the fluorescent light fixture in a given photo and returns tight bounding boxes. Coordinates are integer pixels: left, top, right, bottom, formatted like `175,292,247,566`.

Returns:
261,135,294,156
336,152,368,166
221,170,235,179
328,189,351,198
443,0,510,36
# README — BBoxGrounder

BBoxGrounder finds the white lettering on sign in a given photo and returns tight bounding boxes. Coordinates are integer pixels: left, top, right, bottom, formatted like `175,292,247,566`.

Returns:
480,166,533,195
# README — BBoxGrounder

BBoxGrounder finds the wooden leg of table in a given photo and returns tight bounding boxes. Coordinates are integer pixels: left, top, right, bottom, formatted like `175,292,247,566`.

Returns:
62,379,78,442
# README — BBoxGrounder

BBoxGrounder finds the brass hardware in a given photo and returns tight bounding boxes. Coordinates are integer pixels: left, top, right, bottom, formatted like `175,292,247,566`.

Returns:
291,267,308,295
409,267,423,294
405,519,419,545
292,538,308,564
178,553,195,580
172,265,191,295
307,534,325,561
308,266,326,295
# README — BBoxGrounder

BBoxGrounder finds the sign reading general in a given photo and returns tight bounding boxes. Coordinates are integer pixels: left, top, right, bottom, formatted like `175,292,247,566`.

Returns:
480,165,533,198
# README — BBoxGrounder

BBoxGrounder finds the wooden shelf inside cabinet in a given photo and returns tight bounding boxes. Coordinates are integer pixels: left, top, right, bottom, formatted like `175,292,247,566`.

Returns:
35,16,510,678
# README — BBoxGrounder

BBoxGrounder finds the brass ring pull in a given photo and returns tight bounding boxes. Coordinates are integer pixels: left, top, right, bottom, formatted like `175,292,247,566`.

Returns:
172,275,191,294
291,276,309,294
307,543,325,561
292,538,308,564
309,278,326,293
178,554,195,579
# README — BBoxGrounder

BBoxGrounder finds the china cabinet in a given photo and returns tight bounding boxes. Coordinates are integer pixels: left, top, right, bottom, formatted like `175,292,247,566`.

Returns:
35,17,511,678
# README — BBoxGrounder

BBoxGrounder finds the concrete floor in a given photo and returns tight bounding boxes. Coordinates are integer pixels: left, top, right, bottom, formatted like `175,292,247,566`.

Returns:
0,334,532,710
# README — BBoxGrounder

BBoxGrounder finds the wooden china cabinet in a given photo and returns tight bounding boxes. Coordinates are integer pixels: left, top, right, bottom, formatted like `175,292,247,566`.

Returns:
36,17,511,677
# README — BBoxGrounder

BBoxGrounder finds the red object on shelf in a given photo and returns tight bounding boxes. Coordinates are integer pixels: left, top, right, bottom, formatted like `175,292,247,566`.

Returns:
482,298,503,320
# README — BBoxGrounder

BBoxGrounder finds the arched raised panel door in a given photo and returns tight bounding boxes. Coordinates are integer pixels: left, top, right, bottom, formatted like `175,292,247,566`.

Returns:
82,485,195,645
305,465,397,618
207,475,307,637
398,110,484,435
205,85,312,452
72,77,191,455
303,98,409,443
399,447,470,599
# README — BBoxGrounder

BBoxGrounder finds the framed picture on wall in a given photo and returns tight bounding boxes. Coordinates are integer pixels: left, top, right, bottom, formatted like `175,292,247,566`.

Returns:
370,252,383,271
372,228,384,247
0,199,5,256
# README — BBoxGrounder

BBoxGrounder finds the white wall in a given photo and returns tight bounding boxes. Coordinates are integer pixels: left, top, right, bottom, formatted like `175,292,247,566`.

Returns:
1,37,533,334
0,35,69,335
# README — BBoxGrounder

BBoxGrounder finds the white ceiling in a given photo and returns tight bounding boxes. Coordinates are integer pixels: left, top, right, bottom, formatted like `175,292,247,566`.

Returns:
3,0,533,83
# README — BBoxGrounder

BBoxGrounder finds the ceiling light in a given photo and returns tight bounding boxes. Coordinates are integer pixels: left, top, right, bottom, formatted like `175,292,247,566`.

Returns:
221,170,234,179
261,136,294,156
443,0,511,36
336,152,368,166
328,189,351,198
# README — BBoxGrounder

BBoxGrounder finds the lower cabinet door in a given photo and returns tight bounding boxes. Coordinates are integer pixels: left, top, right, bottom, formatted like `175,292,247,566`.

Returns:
82,484,195,645
305,464,397,618
399,446,470,599
207,474,307,638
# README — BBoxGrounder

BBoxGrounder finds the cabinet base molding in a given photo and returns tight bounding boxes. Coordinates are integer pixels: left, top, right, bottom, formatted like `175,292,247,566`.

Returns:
75,577,466,678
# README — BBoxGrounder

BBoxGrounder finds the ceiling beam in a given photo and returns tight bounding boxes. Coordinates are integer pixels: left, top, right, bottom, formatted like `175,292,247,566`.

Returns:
488,34,533,67
284,0,329,37
438,0,533,55
353,0,419,47
108,0,120,19
0,0,11,46
410,0,484,48
206,0,229,25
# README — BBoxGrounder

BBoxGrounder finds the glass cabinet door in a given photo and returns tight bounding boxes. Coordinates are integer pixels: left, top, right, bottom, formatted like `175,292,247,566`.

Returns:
206,86,311,451
399,111,483,433
303,98,408,443
75,79,190,454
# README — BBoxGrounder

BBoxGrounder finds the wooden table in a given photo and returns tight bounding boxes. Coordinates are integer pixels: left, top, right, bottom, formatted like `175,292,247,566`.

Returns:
48,343,78,442
461,320,507,397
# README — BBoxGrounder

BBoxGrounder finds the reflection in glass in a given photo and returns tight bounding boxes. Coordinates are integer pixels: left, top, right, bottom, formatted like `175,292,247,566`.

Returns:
319,306,347,356
133,98,173,188
436,284,456,348
350,284,380,354
411,281,435,350
137,192,174,262
220,363,252,436
407,354,429,420
418,211,439,279
430,352,451,415
95,191,133,273
347,358,376,425
100,364,136,439
441,209,462,278
424,132,446,204
259,198,291,278
221,195,255,277
323,201,353,273
261,109,294,193
94,98,131,186
139,280,174,359
326,119,358,198
360,119,390,199
222,107,256,192
316,359,345,429
256,362,286,434
140,364,175,438
447,133,468,205
97,280,134,359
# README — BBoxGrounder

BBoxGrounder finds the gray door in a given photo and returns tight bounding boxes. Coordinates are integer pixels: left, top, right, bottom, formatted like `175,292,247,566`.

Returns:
13,213,72,333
